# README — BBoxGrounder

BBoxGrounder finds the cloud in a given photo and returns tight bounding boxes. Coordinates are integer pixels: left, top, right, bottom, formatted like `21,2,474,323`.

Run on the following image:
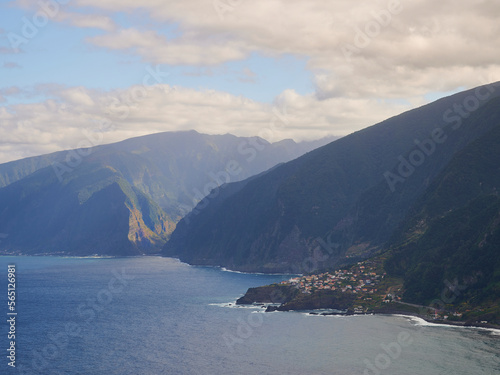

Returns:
55,11,117,31
2,62,21,69
60,87,97,107
182,67,215,77
238,67,257,83
71,0,500,100
0,83,406,163
0,86,22,97
9,0,500,100
87,28,249,65
3,0,499,164
0,46,19,54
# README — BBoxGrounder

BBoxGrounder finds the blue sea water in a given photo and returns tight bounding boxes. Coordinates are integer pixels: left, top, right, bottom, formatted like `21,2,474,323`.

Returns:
0,256,499,375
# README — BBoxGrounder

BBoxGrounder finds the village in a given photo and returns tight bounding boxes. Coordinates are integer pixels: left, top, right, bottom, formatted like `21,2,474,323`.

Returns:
275,259,479,321
279,259,402,308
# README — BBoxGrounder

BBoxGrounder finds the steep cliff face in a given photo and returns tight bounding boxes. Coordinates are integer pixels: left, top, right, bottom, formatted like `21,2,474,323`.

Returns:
0,161,174,255
164,83,500,272
125,187,175,251
0,131,330,256
384,115,500,309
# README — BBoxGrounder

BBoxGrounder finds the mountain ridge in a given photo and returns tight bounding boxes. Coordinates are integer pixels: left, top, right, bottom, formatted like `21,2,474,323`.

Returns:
163,82,500,273
239,110,500,325
0,131,332,255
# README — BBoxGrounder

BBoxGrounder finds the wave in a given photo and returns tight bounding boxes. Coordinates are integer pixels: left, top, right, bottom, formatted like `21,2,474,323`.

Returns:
220,267,298,276
402,315,455,328
49,255,117,259
397,315,500,335
208,301,268,310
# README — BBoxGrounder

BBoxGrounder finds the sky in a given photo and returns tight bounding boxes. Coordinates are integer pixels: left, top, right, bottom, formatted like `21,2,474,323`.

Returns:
0,0,499,164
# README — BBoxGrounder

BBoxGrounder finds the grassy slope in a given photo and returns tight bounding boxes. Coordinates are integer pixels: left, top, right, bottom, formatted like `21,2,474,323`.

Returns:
164,83,500,272
0,160,172,255
383,109,500,323
0,131,325,255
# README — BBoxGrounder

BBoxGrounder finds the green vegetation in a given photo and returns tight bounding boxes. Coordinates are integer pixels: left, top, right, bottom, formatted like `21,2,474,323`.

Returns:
177,84,500,325
383,115,500,325
165,83,500,276
2,84,500,324
0,131,324,255
0,161,171,255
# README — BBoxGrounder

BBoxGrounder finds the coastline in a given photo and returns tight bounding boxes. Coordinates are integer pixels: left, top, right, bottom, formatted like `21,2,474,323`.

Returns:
313,308,500,332
389,313,500,333
220,267,299,276
234,284,500,331
230,301,500,333
5,254,499,332
306,309,500,332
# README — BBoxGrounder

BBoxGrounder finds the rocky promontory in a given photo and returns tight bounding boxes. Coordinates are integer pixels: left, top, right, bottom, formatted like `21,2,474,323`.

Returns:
236,285,299,305
236,284,356,312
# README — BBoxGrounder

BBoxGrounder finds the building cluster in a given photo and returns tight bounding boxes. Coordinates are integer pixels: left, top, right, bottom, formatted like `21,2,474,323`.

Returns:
282,261,386,296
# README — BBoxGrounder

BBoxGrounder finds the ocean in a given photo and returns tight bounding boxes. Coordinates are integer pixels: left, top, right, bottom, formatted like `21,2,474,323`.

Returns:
1,256,498,375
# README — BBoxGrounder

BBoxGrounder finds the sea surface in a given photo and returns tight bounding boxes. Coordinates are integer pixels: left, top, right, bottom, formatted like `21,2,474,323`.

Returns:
0,256,498,375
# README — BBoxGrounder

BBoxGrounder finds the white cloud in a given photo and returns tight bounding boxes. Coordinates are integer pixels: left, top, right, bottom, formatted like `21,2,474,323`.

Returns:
55,11,117,31
2,62,22,69
60,87,96,107
11,0,500,99
0,87,22,96
63,0,500,100
3,0,500,163
0,47,19,54
238,67,257,83
87,28,249,65
0,84,406,163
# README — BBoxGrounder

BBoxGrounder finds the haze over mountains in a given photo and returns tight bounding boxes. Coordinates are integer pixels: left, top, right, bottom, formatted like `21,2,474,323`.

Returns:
233,86,500,322
0,131,333,255
1,81,499,312
164,82,500,276
384,110,500,310
1,82,499,319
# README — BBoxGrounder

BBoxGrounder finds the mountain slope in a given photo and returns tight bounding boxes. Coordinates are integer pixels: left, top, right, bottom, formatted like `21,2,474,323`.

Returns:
0,161,172,255
0,131,331,255
164,83,500,272
0,131,333,218
383,116,500,314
